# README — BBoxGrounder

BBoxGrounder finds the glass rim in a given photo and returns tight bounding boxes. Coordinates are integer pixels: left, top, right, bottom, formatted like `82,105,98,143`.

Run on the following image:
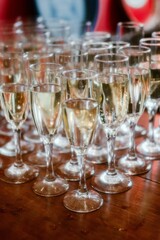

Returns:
31,82,61,91
94,53,129,63
140,37,160,46
53,49,88,57
118,45,151,53
0,82,29,91
85,31,111,37
108,40,130,46
29,62,63,72
62,68,99,80
82,41,110,52
83,41,110,47
152,31,160,37
117,21,144,28
62,97,99,109
98,71,129,84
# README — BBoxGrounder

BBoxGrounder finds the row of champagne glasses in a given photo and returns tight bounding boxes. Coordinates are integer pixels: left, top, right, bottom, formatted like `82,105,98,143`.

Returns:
0,18,159,213
0,19,145,161
0,55,138,212
0,52,39,183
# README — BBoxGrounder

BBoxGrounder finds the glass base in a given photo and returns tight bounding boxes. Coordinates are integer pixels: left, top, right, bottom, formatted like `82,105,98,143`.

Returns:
86,144,107,164
137,139,160,159
52,134,70,153
55,160,94,181
32,177,69,197
0,139,35,157
0,163,39,184
118,155,152,175
91,170,132,194
63,189,103,213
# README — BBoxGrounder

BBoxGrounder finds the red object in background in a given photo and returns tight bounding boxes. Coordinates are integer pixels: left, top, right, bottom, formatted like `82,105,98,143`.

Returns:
94,0,156,34
121,0,154,23
94,0,129,33
0,0,37,20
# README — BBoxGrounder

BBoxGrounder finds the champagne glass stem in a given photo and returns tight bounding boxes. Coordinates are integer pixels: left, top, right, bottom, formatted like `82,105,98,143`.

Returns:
14,128,23,167
127,122,137,160
148,113,155,143
106,133,116,175
70,145,77,165
44,143,56,181
76,149,87,194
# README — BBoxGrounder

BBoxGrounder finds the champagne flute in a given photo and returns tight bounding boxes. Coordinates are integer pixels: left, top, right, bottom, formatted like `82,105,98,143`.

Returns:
118,67,152,175
117,45,152,175
91,53,132,194
97,40,131,150
151,33,160,143
0,54,39,184
29,62,69,197
55,69,99,181
82,41,110,164
50,45,88,153
47,45,94,181
63,98,103,213
23,51,57,167
137,38,160,158
0,47,35,157
118,45,151,138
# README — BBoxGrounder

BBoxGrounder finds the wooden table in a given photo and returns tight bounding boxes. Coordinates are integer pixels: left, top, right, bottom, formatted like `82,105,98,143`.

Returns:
0,112,160,240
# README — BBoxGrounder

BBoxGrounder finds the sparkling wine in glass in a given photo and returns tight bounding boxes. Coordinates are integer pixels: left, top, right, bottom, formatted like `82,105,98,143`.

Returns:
23,51,57,167
49,45,89,153
137,38,160,158
91,53,133,194
55,69,99,181
63,98,103,213
0,58,39,184
118,67,152,175
30,62,69,197
0,49,35,157
82,41,110,164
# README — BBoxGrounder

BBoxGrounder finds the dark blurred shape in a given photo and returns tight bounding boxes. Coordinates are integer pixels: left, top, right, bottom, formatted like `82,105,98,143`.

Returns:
0,0,38,20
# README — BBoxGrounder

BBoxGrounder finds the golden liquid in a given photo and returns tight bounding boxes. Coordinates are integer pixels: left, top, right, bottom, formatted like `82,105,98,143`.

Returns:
128,70,150,115
63,98,98,148
30,84,61,139
100,75,129,128
1,83,28,128
66,77,101,104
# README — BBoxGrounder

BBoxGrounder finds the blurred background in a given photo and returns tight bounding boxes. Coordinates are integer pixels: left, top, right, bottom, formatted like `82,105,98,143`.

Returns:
0,0,159,36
